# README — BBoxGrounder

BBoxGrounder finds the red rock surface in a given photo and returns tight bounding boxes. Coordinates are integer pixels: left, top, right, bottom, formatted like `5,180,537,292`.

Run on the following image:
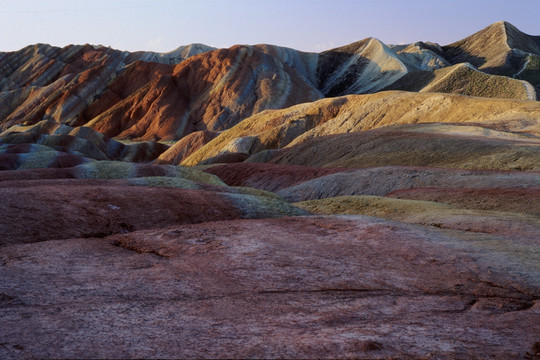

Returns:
1,216,538,358
1,44,322,141
0,176,305,246
204,162,349,192
0,181,240,246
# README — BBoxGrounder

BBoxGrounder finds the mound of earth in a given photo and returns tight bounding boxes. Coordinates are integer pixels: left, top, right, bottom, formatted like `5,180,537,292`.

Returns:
204,162,348,192
268,123,540,170
386,187,540,216
276,166,540,202
0,120,168,167
181,92,540,166
154,130,218,165
0,143,90,170
316,37,408,96
442,21,540,86
0,180,304,247
0,161,305,246
295,195,540,241
384,62,535,100
1,216,538,358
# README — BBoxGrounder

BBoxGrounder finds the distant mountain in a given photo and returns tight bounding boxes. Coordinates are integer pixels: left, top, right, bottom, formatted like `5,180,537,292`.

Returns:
443,21,540,88
0,44,322,140
0,21,538,144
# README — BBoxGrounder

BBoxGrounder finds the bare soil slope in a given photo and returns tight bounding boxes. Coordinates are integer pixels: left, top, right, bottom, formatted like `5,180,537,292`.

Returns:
182,92,540,166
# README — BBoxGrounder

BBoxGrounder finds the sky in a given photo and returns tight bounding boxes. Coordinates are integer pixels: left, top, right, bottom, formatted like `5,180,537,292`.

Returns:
0,0,538,53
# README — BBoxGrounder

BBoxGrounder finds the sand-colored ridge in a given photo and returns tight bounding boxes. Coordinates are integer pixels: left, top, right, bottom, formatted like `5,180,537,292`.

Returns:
182,92,540,166
385,62,535,100
387,187,540,217
270,123,540,170
317,37,408,96
442,21,540,92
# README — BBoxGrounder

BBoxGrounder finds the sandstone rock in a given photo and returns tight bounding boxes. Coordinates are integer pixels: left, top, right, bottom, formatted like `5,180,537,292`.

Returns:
0,120,168,164
390,41,449,70
2,22,538,144
270,123,540,170
385,62,536,100
317,37,408,96
295,195,540,241
0,175,304,246
0,216,538,358
1,44,323,141
443,21,540,78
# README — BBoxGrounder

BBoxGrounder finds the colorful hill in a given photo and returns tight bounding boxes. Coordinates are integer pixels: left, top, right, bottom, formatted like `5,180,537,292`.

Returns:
1,22,538,144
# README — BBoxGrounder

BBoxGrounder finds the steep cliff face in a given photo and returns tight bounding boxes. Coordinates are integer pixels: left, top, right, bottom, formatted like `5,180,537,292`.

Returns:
316,38,409,96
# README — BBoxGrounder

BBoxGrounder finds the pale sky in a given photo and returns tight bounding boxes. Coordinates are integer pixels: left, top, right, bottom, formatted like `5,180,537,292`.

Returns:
0,0,538,53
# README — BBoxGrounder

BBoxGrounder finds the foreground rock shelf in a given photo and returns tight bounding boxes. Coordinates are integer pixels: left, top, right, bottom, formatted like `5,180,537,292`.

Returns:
1,216,539,358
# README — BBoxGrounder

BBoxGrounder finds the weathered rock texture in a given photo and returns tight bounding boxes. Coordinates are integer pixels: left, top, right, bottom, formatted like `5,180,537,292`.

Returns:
269,123,540,170
295,195,540,241
443,21,540,86
0,43,322,141
154,130,218,165
1,216,539,359
384,62,534,100
0,164,305,246
387,187,540,216
204,162,348,192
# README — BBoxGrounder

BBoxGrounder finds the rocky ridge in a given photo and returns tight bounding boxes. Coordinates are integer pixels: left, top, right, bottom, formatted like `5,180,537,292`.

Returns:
1,22,539,144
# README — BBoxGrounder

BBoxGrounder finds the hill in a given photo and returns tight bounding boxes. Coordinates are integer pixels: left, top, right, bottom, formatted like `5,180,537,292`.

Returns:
1,21,538,143
180,91,540,166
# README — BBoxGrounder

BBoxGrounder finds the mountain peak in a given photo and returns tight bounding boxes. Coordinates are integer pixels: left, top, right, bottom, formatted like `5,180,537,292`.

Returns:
442,21,539,75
